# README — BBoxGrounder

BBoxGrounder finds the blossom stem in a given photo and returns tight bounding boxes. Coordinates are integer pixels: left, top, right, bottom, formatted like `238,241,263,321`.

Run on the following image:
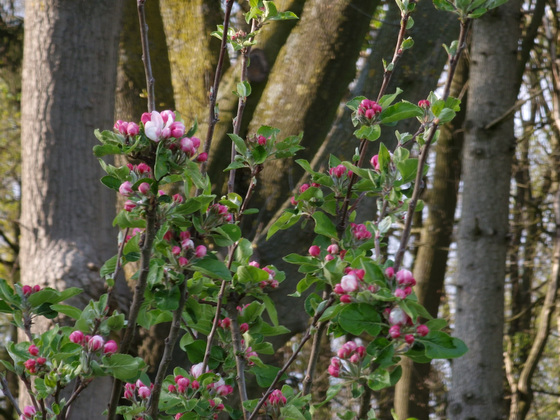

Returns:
137,0,155,112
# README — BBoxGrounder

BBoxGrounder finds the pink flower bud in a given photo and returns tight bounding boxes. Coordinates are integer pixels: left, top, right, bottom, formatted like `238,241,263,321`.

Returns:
191,380,200,389
119,181,133,196
324,254,334,262
394,288,407,299
181,238,194,249
127,122,139,136
190,362,205,378
396,269,415,286
168,384,177,393
340,274,359,293
88,335,104,352
190,137,201,148
268,389,287,406
103,340,118,354
137,163,151,174
340,294,352,304
216,384,233,396
257,135,267,145
350,353,361,364
196,152,208,162
389,307,407,326
178,257,189,266
138,182,150,195
416,324,429,337
333,284,345,294
169,121,185,138
172,246,182,256
370,155,380,171
173,194,184,203
28,344,39,356
385,266,395,279
299,183,310,194
328,364,340,377
24,359,36,371
329,164,346,178
124,200,136,212
220,317,231,329
195,245,207,258
141,112,151,125
36,357,46,365
290,196,298,206
418,99,430,108
240,323,249,334
23,405,36,418
327,244,339,254
138,386,151,399
405,334,415,345
356,346,366,358
308,245,321,257
389,325,401,339
69,330,84,344
22,285,33,296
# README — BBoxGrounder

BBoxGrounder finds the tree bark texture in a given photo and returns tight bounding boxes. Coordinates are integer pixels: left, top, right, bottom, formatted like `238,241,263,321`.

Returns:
20,1,123,418
448,2,522,419
245,0,379,227
394,55,468,420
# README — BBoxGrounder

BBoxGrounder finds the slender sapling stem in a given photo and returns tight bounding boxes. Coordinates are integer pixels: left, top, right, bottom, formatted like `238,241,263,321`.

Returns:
137,0,155,112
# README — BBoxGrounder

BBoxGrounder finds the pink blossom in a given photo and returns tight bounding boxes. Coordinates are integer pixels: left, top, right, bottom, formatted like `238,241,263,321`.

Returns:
36,357,46,365
103,340,118,354
172,246,182,256
354,269,365,280
190,137,201,149
329,164,346,178
389,325,401,339
127,122,139,136
180,230,191,240
268,389,287,406
181,238,194,249
385,266,395,279
394,288,407,299
169,121,185,138
340,294,352,304
88,335,104,352
404,286,413,296
22,285,33,296
196,152,208,162
124,200,136,212
173,194,184,203
144,110,174,142
340,274,359,293
416,324,429,337
215,384,233,396
308,245,321,257
418,99,430,108
240,323,249,334
24,359,36,372
249,261,260,268
358,99,382,119
370,155,380,171
299,183,310,194
389,307,407,326
356,346,366,358
328,364,340,377
168,384,177,393
137,163,151,174
141,113,151,125
190,362,206,378
350,353,361,364
396,269,416,287
22,406,36,418
257,135,267,145
191,380,200,389
28,344,39,356
219,317,231,329
178,257,189,266
324,254,334,262
352,223,372,240
138,182,150,195
327,244,339,254
163,230,174,241
195,245,207,258
405,334,415,345
69,330,84,344
32,285,41,293
119,181,133,196
333,284,345,294
177,377,190,393
290,196,298,206
138,386,151,399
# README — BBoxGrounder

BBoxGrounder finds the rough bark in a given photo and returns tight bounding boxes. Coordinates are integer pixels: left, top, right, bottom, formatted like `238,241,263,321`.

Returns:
394,55,468,420
447,2,522,418
19,1,123,418
245,0,379,228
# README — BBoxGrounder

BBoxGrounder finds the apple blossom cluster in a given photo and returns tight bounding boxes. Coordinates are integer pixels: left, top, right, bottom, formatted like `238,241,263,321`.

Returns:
327,340,366,378
332,268,377,304
23,344,47,375
249,261,280,289
123,379,153,401
385,267,416,299
21,284,41,296
168,230,207,268
357,98,382,121
68,330,118,355
384,305,429,346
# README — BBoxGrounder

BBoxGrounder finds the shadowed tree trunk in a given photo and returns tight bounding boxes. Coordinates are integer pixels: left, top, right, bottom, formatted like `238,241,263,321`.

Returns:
394,55,468,420
448,1,522,418
19,0,124,418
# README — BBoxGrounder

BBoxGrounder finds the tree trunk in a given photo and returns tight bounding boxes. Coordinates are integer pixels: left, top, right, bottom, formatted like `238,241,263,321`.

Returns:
394,55,468,420
20,1,123,418
447,2,522,418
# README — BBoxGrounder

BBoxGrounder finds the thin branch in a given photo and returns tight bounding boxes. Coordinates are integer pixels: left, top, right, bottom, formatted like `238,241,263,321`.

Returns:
0,374,21,416
248,296,336,420
137,0,155,112
201,0,235,176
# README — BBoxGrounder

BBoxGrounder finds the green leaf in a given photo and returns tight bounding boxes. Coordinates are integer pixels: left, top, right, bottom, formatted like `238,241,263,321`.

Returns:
235,81,252,98
174,200,201,215
228,133,247,155
418,331,467,359
113,210,146,229
261,295,279,326
312,212,338,239
346,96,366,111
267,211,302,239
102,354,145,381
50,304,81,320
396,158,419,185
432,0,456,12
250,364,284,387
401,37,414,50
192,257,232,281
437,108,456,124
353,124,381,141
378,88,403,109
100,255,118,278
236,265,269,284
367,366,402,391
94,144,121,157
380,101,423,124
338,303,382,336
154,142,170,180
27,288,82,307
